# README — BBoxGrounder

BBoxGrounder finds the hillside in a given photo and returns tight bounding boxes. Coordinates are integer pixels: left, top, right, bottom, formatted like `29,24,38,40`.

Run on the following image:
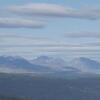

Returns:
0,73,100,100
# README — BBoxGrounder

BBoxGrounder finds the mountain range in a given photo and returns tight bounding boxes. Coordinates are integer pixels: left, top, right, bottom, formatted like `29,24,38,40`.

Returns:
0,56,100,75
69,57,100,73
0,56,52,73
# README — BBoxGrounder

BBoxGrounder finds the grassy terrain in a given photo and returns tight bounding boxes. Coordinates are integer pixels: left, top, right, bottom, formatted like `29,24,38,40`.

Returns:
0,73,100,100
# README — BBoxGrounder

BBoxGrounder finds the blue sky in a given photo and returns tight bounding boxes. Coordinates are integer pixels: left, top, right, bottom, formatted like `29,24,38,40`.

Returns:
0,0,100,61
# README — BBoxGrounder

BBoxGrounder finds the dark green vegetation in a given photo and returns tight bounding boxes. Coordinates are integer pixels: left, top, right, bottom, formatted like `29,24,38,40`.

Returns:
0,95,31,100
0,73,100,100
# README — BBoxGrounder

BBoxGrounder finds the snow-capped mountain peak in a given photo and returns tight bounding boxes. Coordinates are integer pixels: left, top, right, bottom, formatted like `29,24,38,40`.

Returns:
32,56,67,70
69,57,100,73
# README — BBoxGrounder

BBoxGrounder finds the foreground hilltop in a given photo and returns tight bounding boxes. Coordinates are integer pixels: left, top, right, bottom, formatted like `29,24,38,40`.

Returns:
0,73,100,100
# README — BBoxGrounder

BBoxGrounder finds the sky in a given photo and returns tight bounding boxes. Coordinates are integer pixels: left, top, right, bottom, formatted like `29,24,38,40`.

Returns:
0,0,100,61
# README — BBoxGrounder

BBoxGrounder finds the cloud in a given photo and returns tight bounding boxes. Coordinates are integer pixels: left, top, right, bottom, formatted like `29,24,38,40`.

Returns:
0,35,100,52
0,34,100,59
0,3,100,29
0,17,45,28
7,3,100,20
65,32,100,38
8,3,73,17
0,32,100,59
84,42,100,46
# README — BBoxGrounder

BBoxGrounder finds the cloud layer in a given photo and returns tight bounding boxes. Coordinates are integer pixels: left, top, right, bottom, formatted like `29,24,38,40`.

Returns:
0,18,45,28
0,3,100,28
0,33,100,59
65,32,100,38
8,3,100,20
0,35,100,52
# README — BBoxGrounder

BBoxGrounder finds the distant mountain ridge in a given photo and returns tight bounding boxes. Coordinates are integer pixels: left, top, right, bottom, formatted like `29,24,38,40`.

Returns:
0,56,53,73
69,57,100,73
32,56,67,70
0,56,100,74
0,56,78,74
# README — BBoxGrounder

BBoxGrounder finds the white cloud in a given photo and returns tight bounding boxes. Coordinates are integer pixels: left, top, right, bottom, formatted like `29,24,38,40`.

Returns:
65,32,100,38
7,3,100,20
1,3,100,29
0,34,100,59
8,3,73,17
0,17,45,28
0,35,100,52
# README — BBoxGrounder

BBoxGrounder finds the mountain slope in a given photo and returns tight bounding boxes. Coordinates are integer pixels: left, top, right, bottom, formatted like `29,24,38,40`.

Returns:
32,56,71,71
1,56,100,74
0,56,52,73
69,57,100,73
0,56,78,74
0,73,100,100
